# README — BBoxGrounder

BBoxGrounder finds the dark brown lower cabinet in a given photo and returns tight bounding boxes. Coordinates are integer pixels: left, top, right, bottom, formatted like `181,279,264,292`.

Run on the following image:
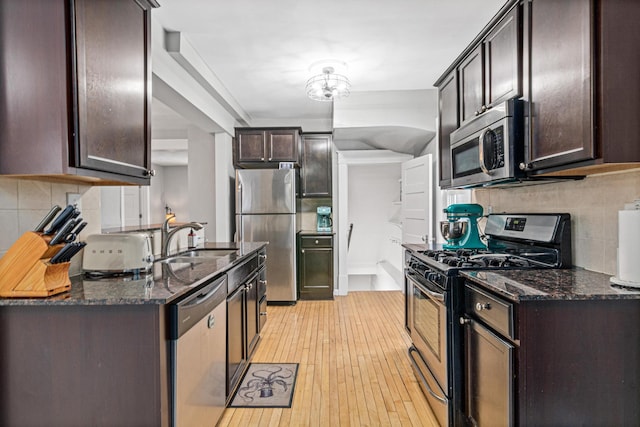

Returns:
0,304,169,427
226,253,262,400
298,234,334,300
463,281,640,426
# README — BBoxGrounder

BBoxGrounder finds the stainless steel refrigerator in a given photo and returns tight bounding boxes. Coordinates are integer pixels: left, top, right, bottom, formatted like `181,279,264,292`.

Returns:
235,169,297,303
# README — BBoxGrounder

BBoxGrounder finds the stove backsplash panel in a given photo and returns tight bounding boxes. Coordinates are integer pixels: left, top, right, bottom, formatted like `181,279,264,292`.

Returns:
473,169,640,275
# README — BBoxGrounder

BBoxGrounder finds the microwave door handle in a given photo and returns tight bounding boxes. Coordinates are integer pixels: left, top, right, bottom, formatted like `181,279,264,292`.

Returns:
478,129,491,175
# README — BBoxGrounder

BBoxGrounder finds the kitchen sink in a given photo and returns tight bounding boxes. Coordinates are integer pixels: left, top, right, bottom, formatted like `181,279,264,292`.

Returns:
177,249,238,258
159,249,238,266
160,257,204,265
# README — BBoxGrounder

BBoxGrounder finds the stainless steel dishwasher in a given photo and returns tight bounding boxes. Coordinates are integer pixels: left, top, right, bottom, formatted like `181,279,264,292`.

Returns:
169,275,227,427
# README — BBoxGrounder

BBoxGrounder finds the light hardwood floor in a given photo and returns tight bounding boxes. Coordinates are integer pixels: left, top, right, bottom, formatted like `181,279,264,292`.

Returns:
219,291,439,426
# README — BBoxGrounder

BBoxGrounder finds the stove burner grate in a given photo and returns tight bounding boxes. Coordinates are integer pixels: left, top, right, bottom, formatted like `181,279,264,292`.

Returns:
416,249,555,269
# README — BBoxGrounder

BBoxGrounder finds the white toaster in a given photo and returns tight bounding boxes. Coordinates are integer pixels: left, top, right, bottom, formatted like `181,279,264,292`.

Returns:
83,233,154,273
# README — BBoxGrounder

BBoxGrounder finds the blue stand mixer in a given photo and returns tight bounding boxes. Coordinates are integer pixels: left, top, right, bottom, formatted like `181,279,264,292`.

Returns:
440,203,486,250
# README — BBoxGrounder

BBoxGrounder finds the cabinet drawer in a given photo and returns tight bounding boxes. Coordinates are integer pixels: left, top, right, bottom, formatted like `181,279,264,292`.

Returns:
300,236,333,248
465,284,514,340
227,254,258,294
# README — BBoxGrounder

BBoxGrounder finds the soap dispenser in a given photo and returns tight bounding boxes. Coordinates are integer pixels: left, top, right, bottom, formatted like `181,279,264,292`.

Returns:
187,228,196,249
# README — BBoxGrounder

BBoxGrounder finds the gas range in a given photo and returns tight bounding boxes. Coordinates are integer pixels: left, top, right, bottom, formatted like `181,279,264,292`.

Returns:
405,213,572,427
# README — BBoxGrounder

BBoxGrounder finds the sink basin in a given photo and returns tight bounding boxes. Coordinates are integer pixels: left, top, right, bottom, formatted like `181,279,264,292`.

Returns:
159,249,237,265
160,257,204,264
177,249,238,258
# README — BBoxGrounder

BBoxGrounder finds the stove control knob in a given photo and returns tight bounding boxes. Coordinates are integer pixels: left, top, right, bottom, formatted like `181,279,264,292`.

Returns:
476,302,491,311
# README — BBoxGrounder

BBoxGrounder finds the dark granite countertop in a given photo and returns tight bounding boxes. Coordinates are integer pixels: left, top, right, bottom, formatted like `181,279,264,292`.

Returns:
0,242,267,307
298,230,335,235
461,269,640,302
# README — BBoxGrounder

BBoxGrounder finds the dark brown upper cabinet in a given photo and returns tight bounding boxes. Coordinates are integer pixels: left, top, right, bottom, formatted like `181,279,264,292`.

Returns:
485,6,521,107
234,128,301,168
522,0,640,176
0,0,157,185
458,4,521,126
459,45,485,126
300,133,333,198
436,71,458,189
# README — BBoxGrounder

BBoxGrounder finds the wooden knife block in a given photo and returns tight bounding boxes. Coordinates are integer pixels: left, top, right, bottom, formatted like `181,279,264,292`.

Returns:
0,232,71,298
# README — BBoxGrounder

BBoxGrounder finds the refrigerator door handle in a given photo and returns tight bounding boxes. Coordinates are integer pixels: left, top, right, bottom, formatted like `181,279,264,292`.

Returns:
237,183,243,215
237,216,244,242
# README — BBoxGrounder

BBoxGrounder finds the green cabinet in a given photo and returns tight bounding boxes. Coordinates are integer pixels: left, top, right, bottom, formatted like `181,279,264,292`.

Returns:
298,234,334,300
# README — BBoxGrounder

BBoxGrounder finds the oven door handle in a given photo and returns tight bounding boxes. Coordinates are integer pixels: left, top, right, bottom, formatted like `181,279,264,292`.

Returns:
408,272,445,303
408,347,448,405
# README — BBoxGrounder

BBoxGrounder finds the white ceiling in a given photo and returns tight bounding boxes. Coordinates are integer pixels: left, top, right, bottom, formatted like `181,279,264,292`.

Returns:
151,0,508,162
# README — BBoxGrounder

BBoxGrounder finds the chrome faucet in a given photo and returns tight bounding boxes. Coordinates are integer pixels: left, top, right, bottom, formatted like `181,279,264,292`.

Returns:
161,214,203,257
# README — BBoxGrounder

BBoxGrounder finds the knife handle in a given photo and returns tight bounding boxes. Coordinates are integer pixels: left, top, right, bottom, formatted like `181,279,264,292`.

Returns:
64,242,87,262
64,220,87,243
49,218,76,246
34,205,61,233
44,204,75,235
50,244,72,264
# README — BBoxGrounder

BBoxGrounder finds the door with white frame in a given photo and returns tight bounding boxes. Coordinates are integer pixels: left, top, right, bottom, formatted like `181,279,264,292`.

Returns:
401,153,433,244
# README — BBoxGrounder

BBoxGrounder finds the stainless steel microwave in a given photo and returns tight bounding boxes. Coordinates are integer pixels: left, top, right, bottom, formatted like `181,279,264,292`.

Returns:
449,99,524,188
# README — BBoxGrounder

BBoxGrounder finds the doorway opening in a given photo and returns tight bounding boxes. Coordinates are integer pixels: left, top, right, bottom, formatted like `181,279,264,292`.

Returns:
336,150,412,295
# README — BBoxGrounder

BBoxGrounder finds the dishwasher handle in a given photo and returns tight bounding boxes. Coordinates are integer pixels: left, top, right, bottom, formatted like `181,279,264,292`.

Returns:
170,275,227,340
181,281,225,309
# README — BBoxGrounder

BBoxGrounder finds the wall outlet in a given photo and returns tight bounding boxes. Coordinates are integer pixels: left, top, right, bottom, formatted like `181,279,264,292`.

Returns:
66,192,82,211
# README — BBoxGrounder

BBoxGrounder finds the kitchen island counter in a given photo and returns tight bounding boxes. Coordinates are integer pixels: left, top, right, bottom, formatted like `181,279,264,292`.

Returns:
0,241,267,426
0,241,267,306
462,268,640,302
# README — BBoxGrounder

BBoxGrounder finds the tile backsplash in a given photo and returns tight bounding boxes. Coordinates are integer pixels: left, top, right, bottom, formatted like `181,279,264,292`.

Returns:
0,177,102,276
299,198,332,231
473,169,640,275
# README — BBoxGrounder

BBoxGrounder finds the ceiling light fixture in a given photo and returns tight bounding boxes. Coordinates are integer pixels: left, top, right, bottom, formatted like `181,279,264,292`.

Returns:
306,66,351,102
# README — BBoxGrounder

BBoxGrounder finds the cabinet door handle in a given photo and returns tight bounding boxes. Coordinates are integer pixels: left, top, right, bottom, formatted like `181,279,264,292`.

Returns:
459,316,471,325
260,311,268,316
301,249,305,253
519,162,533,171
315,240,319,244
145,169,156,177
476,302,491,311
259,254,267,261
259,280,267,285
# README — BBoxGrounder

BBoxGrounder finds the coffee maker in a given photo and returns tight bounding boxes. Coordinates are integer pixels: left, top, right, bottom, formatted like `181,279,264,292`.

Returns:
440,203,486,250
317,206,332,232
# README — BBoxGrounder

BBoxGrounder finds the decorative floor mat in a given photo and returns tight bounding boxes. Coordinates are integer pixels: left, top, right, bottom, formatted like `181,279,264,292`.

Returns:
229,363,299,408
